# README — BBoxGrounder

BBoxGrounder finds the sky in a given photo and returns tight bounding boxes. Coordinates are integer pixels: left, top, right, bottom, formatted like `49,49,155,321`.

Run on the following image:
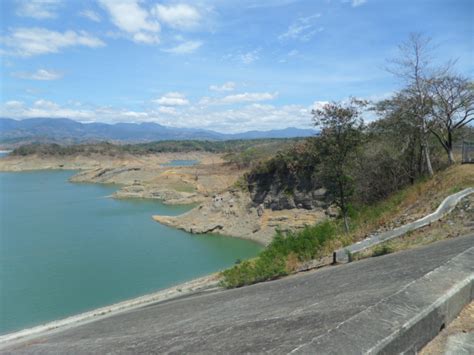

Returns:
0,0,472,133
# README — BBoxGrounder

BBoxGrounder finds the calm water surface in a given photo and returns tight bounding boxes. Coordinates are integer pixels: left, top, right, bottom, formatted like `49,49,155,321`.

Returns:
0,170,262,334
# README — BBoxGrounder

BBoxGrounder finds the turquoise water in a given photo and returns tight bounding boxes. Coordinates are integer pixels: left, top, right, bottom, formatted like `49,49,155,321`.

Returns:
0,170,262,335
161,159,199,167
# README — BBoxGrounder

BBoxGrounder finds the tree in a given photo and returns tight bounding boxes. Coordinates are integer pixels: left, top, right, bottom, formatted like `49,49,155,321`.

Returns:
387,33,449,177
374,90,424,183
312,99,366,233
428,75,474,163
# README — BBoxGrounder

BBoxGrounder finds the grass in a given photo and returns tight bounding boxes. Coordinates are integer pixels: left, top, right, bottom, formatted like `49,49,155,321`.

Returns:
220,221,336,288
371,243,395,257
220,164,474,289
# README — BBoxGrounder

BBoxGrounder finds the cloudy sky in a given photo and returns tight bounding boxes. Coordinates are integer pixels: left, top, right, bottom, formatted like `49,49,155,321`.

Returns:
0,0,472,132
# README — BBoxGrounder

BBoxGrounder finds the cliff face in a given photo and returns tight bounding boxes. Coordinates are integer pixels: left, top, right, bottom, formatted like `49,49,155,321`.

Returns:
247,166,327,211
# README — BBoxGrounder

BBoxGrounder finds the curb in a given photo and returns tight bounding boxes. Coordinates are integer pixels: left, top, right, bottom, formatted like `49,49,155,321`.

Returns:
294,244,474,354
334,187,474,263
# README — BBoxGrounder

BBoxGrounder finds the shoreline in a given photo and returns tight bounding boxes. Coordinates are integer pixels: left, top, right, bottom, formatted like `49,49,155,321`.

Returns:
0,166,259,347
0,273,221,347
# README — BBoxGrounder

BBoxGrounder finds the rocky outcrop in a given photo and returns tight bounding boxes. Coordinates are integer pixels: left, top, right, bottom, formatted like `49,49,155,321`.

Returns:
113,184,205,205
154,190,268,243
153,189,327,245
247,169,328,211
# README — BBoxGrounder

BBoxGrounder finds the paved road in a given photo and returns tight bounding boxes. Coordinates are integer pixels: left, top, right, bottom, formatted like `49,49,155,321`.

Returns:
3,235,474,354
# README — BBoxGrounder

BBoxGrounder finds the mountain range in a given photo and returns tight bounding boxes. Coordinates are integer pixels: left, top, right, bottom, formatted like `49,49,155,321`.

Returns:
0,118,317,145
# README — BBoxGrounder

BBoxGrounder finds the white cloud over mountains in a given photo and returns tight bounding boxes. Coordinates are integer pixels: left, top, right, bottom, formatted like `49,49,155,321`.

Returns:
1,99,313,133
0,27,105,56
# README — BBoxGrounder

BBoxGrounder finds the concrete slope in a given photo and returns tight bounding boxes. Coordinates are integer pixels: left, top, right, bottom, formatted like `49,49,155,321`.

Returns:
2,235,473,354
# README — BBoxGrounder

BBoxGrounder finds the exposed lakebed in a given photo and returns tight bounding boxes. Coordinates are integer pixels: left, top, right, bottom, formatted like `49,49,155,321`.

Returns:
0,170,262,335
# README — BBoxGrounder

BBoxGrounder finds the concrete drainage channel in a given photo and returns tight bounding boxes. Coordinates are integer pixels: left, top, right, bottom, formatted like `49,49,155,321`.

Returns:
333,187,474,264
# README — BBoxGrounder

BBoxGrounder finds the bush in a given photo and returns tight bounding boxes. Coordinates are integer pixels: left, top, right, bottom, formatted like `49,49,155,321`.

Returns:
220,221,336,288
372,243,394,257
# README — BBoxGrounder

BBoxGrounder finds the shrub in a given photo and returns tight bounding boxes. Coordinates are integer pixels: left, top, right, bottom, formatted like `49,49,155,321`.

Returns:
372,243,394,257
220,221,336,288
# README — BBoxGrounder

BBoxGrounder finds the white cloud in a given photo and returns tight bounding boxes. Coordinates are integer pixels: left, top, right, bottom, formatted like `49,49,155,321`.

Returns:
12,69,63,80
199,92,278,105
352,0,367,7
0,27,105,57
133,32,160,44
154,92,190,106
312,101,330,110
209,82,236,92
1,100,95,120
0,99,314,132
158,106,178,115
163,40,202,54
4,100,25,109
240,50,259,64
221,92,278,104
279,14,323,41
152,4,201,30
16,0,62,19
99,0,160,44
79,9,101,22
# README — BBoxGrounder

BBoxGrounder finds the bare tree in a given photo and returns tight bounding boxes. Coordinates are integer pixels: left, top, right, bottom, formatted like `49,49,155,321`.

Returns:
387,33,450,177
428,75,474,163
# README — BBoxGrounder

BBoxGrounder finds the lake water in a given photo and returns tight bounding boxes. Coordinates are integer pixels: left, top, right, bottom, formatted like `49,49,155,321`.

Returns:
0,170,262,335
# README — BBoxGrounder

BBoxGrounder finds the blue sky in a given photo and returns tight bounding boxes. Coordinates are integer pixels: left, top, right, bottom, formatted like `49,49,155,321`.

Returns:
0,0,472,132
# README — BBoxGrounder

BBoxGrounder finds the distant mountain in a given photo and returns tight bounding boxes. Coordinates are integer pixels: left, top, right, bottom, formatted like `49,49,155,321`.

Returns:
0,118,317,145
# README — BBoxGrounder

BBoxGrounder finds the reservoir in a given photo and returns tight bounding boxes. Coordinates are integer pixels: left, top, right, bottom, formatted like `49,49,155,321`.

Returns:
0,170,262,335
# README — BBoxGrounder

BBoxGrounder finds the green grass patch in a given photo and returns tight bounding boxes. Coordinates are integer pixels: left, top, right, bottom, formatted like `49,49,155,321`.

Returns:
371,243,394,257
450,186,463,194
220,221,336,288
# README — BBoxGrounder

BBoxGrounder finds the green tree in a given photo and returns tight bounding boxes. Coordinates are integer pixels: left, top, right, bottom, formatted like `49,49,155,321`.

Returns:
312,99,366,233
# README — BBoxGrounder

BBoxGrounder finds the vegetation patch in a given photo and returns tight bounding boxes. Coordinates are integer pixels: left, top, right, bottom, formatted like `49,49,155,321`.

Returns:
220,221,336,288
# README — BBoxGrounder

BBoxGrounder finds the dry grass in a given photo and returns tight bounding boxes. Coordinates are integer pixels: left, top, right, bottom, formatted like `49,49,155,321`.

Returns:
354,193,473,261
344,164,474,247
